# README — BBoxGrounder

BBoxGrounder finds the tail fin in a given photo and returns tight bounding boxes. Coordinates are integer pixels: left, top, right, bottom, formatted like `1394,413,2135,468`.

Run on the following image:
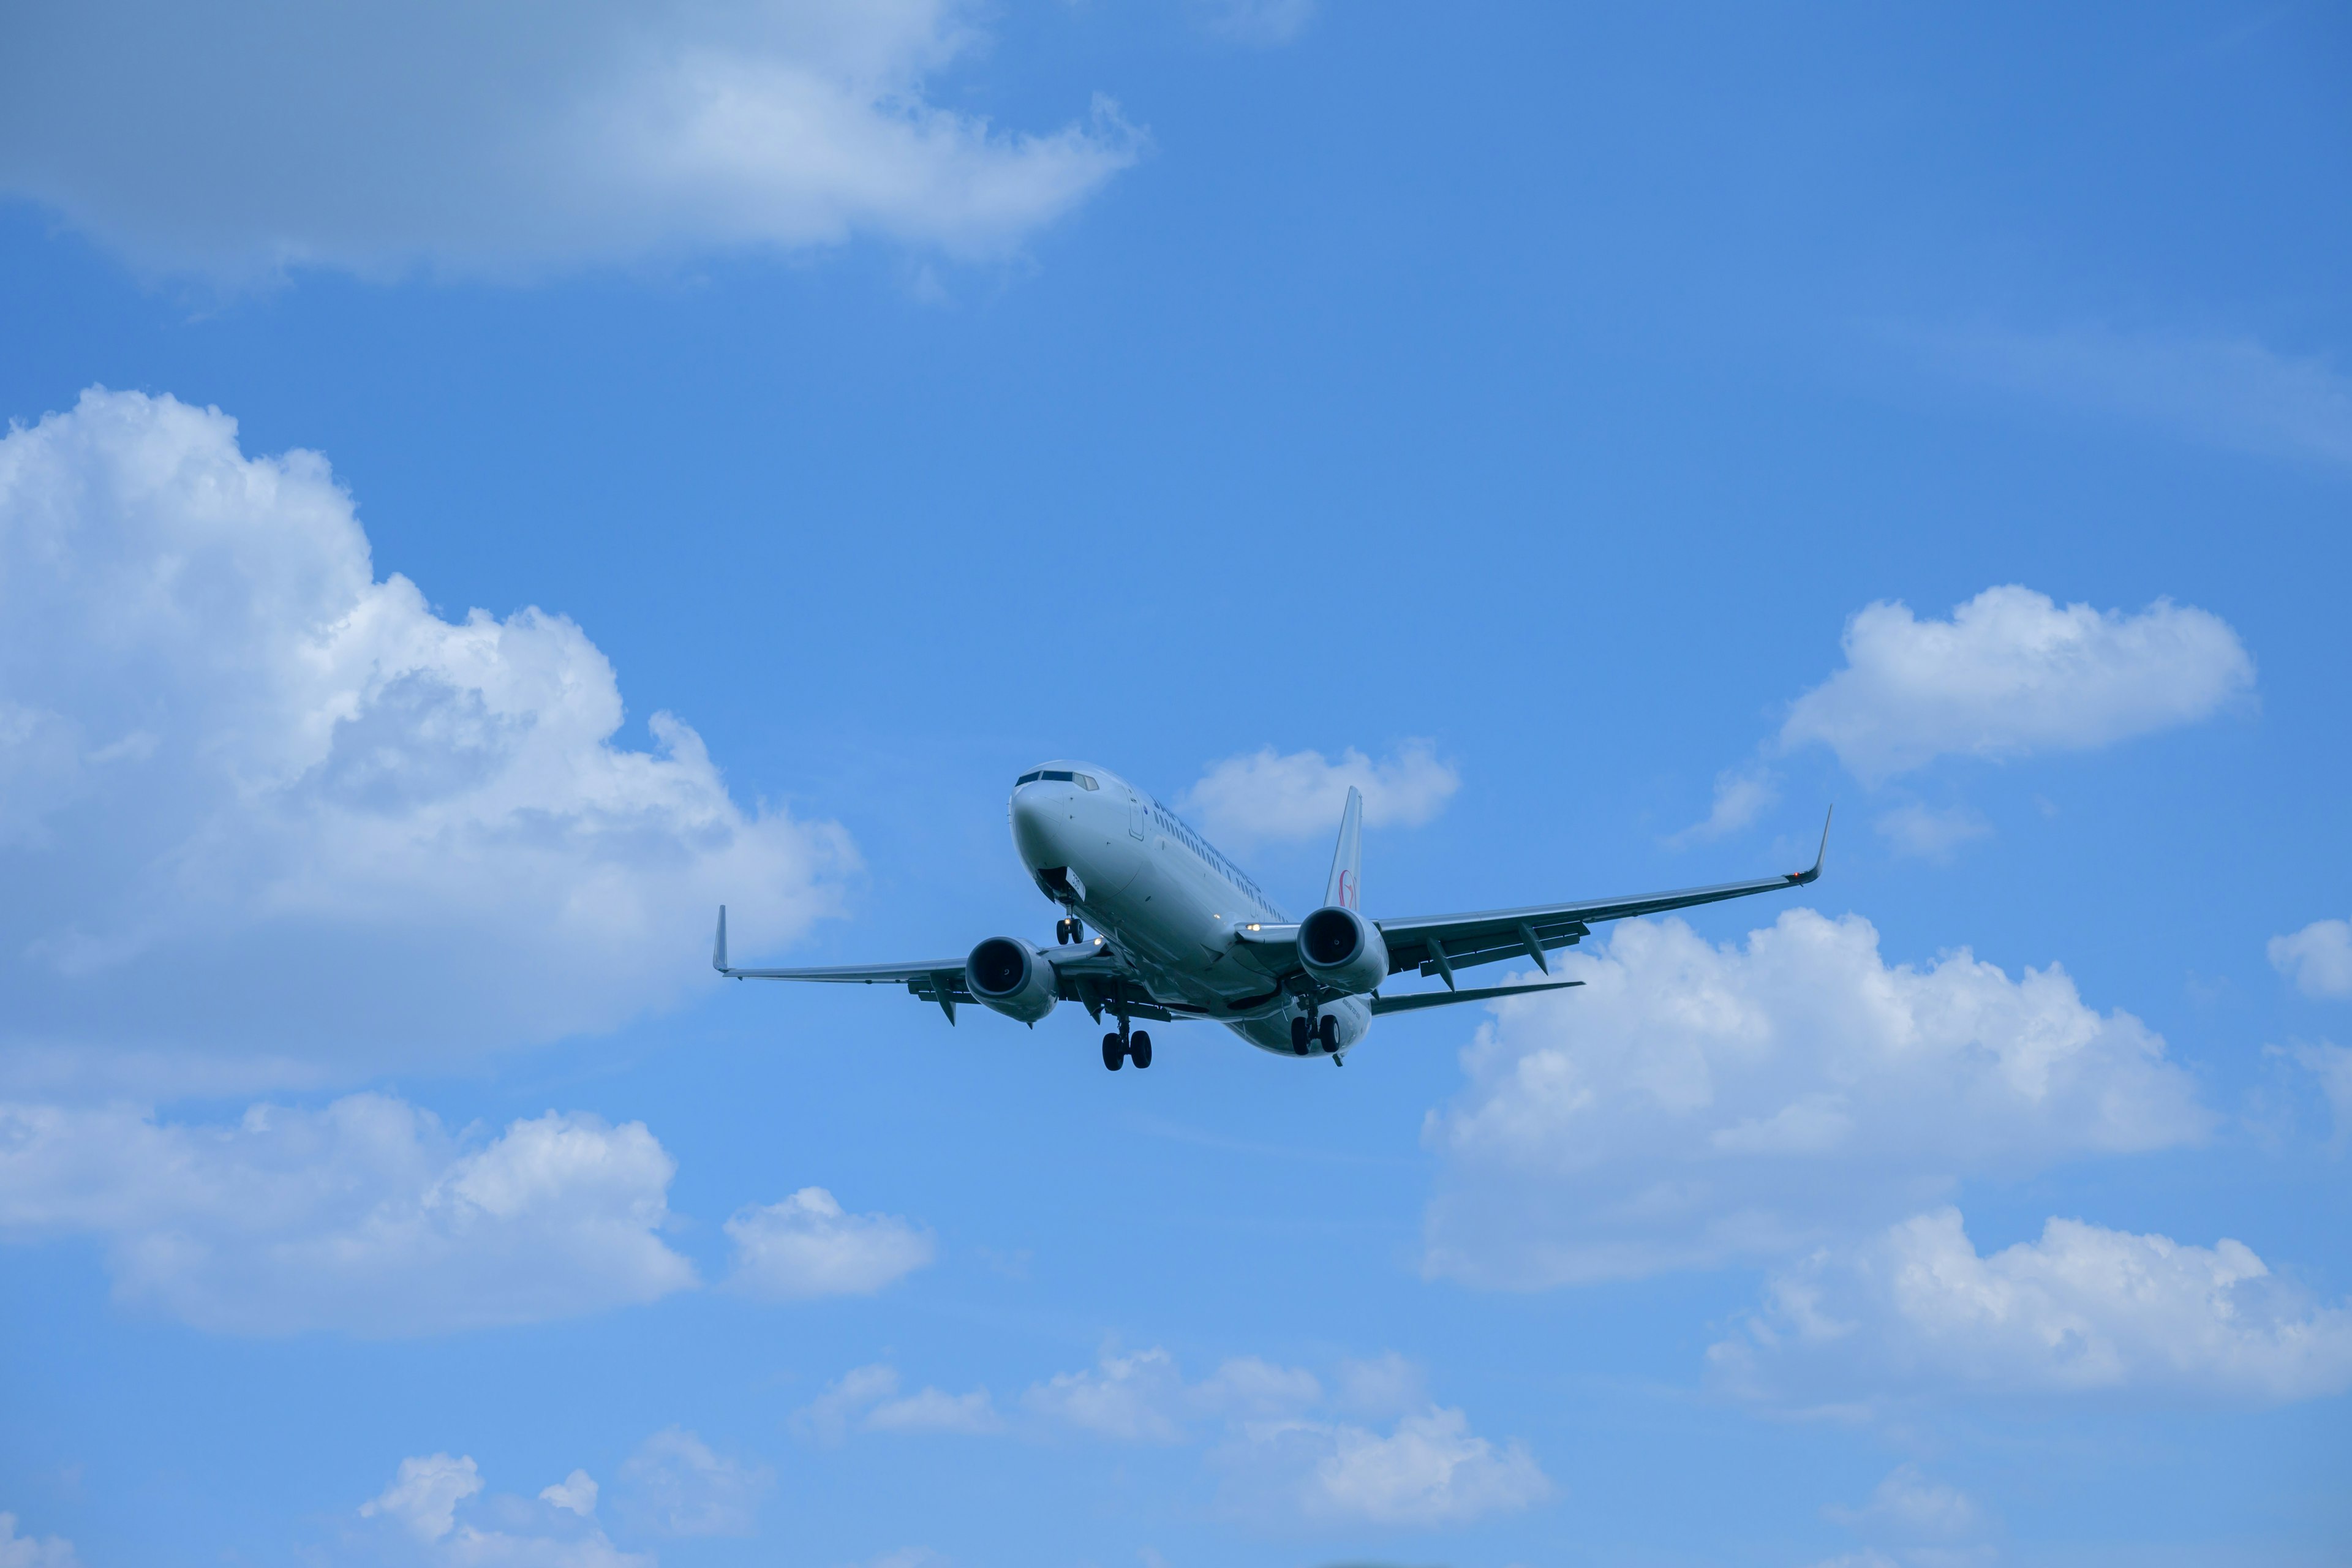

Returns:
713,905,729,973
1324,786,1364,910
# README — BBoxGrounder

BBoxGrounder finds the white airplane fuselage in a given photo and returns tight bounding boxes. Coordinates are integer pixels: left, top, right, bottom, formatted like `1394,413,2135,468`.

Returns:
1008,761,1371,1057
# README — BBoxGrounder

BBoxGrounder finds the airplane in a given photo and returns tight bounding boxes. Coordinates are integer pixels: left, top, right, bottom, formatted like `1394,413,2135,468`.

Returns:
714,761,1829,1072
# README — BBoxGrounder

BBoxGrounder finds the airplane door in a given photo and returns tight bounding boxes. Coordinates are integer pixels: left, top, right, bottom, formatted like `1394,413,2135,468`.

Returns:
1129,799,1146,840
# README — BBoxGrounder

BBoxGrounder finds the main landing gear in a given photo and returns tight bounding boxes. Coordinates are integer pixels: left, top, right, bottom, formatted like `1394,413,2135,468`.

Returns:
1290,1012,1342,1063
1055,916,1084,944
1102,1028,1152,1071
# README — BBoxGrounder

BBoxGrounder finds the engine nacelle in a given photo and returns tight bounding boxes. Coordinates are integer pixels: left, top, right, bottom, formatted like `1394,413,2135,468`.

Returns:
965,937,1060,1024
1297,905,1389,995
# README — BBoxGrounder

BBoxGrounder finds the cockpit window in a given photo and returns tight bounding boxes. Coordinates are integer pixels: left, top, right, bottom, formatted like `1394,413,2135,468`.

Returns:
1075,774,1098,790
1041,769,1074,782
1016,771,1042,785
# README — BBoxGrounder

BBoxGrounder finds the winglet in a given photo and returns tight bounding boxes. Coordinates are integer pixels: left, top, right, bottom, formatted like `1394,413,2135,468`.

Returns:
1795,806,1833,884
713,905,729,973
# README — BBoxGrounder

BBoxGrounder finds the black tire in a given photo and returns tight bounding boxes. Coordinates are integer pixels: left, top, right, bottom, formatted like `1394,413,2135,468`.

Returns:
1291,1016,1311,1055
1319,1014,1339,1053
1102,1033,1124,1071
1132,1031,1153,1069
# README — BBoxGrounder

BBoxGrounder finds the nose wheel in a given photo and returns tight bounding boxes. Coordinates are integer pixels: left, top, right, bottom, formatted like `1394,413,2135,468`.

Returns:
1056,916,1084,944
1101,1028,1152,1071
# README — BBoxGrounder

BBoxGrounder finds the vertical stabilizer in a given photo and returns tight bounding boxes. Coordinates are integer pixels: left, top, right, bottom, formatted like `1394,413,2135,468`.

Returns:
1324,786,1364,910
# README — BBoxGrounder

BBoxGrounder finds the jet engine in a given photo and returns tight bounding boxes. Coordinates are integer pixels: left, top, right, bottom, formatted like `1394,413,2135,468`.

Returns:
1297,905,1389,995
965,937,1060,1023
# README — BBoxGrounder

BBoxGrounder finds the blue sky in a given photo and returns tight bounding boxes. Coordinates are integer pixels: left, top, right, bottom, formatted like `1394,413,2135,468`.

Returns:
2,4,2348,1566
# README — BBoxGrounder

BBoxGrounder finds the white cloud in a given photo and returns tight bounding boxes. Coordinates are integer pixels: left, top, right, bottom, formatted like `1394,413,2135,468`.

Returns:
1779,586,2254,784
0,1514,80,1568
540,1471,600,1518
0,1,1139,281
1217,1408,1551,1528
799,1364,907,1446
615,1428,770,1539
0,1093,693,1335
1913,323,2352,469
2269,919,2352,1000
1873,802,1993,862
724,1188,934,1300
363,1454,484,1542
1713,1208,2352,1405
1178,741,1460,845
1823,1464,1984,1542
1422,910,2210,1287
799,1363,1003,1438
1667,764,1780,848
360,1453,649,1567
865,1386,1004,1436
1023,1346,1190,1442
0,388,848,1097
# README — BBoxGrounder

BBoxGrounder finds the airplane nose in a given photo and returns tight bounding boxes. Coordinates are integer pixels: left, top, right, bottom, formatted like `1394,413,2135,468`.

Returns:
1009,788,1061,864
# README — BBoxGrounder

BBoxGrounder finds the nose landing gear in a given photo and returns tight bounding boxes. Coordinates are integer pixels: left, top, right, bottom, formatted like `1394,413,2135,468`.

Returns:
1055,916,1084,944
1101,1028,1152,1071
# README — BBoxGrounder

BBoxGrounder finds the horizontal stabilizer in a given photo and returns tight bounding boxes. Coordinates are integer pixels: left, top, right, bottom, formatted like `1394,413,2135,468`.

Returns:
1368,979,1582,1015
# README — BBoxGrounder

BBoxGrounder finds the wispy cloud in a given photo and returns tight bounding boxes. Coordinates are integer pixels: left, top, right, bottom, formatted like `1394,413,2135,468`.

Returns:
1667,764,1781,848
1910,323,2352,469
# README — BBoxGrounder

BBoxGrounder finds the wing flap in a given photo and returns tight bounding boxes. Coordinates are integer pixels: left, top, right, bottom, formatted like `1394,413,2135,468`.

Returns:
1368,979,1583,1015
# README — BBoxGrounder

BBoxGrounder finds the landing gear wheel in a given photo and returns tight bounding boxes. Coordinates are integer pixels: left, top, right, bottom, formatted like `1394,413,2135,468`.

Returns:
1056,918,1076,944
1319,1014,1339,1054
1290,1016,1311,1055
1131,1031,1153,1069
1102,1033,1125,1071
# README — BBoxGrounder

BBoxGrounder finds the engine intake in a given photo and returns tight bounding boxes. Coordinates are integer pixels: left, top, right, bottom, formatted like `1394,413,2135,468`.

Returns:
965,937,1059,1024
1297,905,1389,995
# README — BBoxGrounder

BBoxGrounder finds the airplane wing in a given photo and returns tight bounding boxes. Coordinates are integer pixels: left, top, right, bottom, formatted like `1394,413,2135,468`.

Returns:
711,908,1173,1024
1379,809,1831,988
1237,809,1831,991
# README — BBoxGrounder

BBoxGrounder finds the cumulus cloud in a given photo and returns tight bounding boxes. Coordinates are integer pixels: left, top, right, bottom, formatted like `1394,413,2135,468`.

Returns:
1023,1346,1193,1442
0,388,846,1096
614,1428,771,1538
2269,919,2352,1000
0,1514,80,1568
1912,324,2352,469
1713,1208,2352,1405
1221,1406,1552,1527
797,1364,1001,1441
1779,586,2254,784
724,1188,933,1300
0,1,1139,281
1179,741,1460,845
1016,1346,1544,1526
1873,802,1992,862
0,1093,693,1335
1422,910,2210,1287
363,1454,484,1541
540,1471,600,1518
360,1453,647,1566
